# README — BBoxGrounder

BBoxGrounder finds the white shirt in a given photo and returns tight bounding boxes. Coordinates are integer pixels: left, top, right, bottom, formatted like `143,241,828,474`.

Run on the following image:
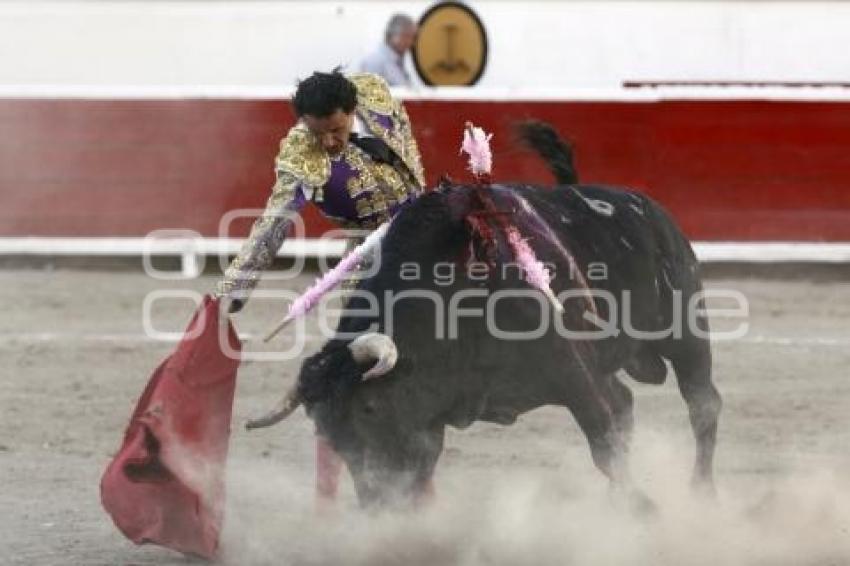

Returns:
358,43,412,87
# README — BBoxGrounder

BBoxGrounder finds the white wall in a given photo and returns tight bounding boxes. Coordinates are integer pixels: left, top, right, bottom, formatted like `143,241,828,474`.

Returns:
1,0,847,89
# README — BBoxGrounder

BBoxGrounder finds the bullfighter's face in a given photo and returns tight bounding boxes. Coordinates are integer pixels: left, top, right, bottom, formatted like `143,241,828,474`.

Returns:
298,342,444,507
302,109,354,157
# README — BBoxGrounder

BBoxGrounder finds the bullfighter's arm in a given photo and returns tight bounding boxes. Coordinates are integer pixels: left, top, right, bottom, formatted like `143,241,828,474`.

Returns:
214,170,308,313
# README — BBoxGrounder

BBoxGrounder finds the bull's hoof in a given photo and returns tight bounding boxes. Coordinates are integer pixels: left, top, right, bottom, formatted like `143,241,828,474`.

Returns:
690,475,718,500
627,489,658,517
610,485,658,517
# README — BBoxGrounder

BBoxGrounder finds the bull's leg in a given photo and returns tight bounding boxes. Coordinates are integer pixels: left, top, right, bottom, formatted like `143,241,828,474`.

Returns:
668,339,721,493
414,474,437,508
413,424,444,507
567,387,627,484
602,373,635,444
565,376,653,512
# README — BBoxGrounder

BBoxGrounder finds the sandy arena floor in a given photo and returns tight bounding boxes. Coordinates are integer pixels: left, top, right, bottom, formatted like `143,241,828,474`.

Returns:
1,268,849,565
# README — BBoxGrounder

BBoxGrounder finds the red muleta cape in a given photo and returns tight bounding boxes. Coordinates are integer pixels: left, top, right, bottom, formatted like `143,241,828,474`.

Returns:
101,295,241,560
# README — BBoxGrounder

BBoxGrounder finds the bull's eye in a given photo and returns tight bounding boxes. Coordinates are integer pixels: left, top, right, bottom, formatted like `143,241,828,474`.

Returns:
361,400,377,416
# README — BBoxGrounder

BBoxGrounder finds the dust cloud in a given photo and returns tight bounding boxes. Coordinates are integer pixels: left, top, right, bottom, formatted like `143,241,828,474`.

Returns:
219,430,850,566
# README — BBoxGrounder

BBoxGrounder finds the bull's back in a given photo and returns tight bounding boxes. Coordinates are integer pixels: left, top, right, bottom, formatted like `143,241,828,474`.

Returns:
512,183,698,291
512,183,704,375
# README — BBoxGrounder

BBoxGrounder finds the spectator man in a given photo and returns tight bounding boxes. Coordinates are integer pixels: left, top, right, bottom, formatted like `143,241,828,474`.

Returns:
359,13,418,87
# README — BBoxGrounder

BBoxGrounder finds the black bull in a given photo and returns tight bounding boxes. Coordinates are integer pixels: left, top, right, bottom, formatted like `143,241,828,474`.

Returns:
250,159,722,509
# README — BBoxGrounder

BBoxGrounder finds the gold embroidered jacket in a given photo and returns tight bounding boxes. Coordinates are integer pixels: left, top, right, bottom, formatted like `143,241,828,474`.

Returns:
216,73,425,300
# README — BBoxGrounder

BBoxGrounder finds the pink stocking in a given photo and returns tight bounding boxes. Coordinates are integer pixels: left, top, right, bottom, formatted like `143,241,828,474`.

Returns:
315,434,343,511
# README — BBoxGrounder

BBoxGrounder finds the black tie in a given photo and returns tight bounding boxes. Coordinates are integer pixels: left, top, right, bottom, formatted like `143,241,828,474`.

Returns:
348,133,399,167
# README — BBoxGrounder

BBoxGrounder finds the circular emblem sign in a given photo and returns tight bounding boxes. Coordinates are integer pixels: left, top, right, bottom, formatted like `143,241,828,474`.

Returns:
412,2,488,86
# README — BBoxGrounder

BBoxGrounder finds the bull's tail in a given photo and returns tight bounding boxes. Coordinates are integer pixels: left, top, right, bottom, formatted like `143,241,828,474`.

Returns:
514,120,579,185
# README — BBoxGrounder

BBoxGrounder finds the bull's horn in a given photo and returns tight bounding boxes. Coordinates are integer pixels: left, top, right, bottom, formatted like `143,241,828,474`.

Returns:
245,385,301,430
348,333,398,380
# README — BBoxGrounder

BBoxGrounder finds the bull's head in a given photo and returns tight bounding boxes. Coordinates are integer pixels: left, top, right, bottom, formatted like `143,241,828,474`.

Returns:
246,332,444,507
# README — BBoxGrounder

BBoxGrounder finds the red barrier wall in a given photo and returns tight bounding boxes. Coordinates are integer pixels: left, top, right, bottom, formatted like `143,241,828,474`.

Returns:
2,98,849,240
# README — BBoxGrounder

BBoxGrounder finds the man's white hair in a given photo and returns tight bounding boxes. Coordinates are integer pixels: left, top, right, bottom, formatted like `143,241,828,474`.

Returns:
385,13,415,43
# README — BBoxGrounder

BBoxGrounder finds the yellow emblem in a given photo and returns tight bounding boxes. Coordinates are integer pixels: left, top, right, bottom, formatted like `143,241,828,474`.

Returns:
412,2,488,86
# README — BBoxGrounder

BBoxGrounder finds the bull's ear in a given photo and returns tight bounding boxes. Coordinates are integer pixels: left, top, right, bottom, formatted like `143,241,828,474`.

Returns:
348,333,398,380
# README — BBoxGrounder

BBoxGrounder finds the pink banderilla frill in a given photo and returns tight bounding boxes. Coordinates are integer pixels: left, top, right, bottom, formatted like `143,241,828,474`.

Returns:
461,121,563,313
263,222,391,342
505,226,564,313
460,122,493,179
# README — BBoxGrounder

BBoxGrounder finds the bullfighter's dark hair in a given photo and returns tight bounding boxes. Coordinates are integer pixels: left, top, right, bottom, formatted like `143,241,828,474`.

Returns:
293,67,358,118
